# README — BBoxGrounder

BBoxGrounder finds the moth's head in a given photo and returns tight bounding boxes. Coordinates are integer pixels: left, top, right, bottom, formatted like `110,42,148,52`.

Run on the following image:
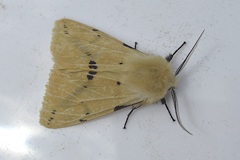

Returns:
163,30,205,135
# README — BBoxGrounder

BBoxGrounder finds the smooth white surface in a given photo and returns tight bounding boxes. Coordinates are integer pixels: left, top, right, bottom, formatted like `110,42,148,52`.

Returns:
0,0,239,160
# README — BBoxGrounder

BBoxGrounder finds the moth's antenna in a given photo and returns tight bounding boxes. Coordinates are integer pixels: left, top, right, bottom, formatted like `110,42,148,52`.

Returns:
161,98,175,121
175,30,205,75
171,88,192,135
169,31,204,134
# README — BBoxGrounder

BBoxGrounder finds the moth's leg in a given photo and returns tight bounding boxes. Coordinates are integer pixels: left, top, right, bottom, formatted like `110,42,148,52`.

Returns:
161,98,176,122
123,42,138,50
123,104,142,129
134,42,138,50
165,41,186,62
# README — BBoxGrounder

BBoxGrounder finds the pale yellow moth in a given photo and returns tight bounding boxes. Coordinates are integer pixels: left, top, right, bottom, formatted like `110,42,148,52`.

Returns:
40,19,204,134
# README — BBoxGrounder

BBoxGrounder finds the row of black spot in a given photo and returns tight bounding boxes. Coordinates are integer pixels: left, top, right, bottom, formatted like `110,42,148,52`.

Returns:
87,60,97,80
63,23,68,34
48,110,57,125
48,108,89,124
79,112,90,122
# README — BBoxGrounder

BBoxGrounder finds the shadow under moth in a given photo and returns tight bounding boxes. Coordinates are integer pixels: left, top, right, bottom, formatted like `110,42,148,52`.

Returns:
40,19,204,135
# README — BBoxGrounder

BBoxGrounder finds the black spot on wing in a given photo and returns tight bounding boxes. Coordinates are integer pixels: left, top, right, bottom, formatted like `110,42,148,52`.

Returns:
97,35,101,37
87,70,97,80
85,113,90,115
89,60,96,65
114,105,128,111
119,62,123,65
79,119,87,122
89,65,97,69
117,81,121,85
89,60,97,69
85,52,91,56
51,110,56,114
89,71,97,75
114,101,143,111
48,117,54,122
92,29,99,31
87,75,94,80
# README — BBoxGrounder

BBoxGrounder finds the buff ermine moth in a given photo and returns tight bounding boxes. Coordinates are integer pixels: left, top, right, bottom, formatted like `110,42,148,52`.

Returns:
40,19,204,135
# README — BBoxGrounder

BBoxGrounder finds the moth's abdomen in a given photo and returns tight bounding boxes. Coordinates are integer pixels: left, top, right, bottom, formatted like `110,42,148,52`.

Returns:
123,55,176,104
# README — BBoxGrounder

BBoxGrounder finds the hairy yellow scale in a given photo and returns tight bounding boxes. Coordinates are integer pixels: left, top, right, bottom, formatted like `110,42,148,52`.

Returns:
40,19,203,134
122,55,176,104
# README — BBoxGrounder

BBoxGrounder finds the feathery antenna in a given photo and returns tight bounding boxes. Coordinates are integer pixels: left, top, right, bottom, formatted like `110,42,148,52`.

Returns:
171,30,205,135
175,30,205,76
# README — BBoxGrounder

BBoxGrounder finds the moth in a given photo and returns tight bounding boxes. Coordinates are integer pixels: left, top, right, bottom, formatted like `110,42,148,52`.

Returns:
40,19,204,134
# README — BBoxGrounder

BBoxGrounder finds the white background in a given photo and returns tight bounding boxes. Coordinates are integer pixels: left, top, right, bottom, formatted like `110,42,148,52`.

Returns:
0,0,239,160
